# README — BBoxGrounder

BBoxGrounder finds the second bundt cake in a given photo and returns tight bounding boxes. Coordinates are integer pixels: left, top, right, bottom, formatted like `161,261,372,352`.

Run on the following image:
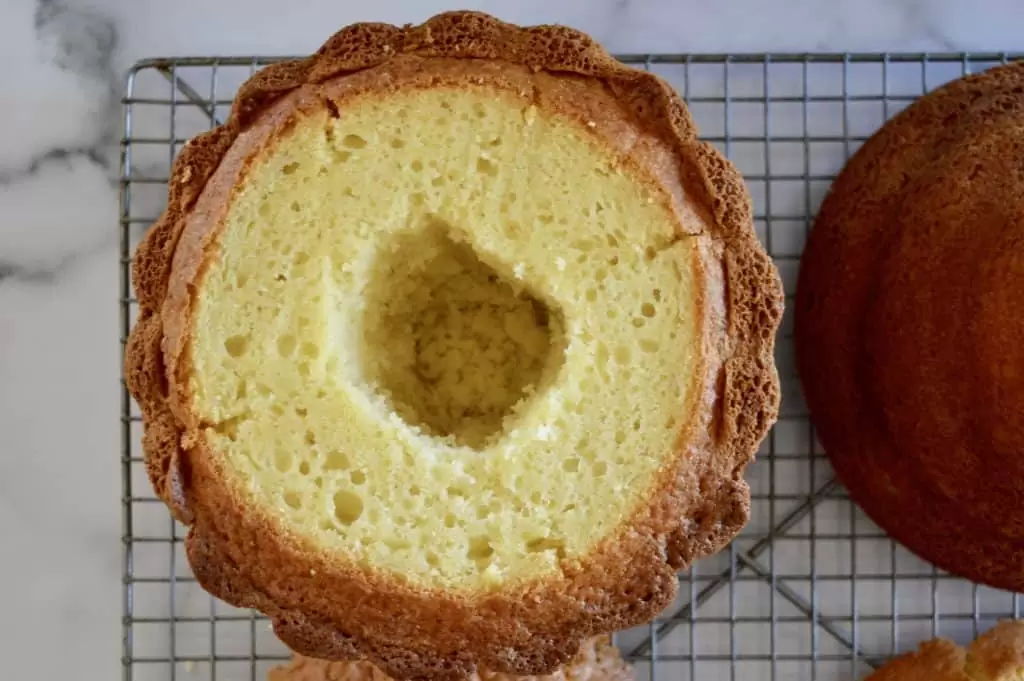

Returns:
796,60,1024,592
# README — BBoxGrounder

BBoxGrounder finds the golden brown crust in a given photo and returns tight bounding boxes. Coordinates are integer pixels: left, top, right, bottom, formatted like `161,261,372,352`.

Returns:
864,621,1024,681
865,638,970,681
267,636,633,681
795,60,1024,592
966,620,1024,681
125,11,782,679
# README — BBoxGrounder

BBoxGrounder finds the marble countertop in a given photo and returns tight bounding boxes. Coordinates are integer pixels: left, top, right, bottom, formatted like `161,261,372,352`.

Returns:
2,0,1020,679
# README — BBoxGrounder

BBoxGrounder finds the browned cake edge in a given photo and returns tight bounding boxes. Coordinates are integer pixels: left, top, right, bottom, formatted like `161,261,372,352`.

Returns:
267,635,634,681
124,11,783,680
794,60,1024,592
864,620,1024,681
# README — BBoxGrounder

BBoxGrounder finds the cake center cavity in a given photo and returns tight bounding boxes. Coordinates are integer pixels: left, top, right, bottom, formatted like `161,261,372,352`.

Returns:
362,220,567,449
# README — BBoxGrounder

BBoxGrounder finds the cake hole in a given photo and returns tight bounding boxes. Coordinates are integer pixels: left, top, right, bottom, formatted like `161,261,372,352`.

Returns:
562,457,580,473
290,201,301,213
390,138,406,149
300,341,320,359
615,430,626,445
525,537,565,557
333,490,364,525
361,221,567,449
640,339,660,354
444,513,457,528
641,302,657,318
350,470,366,485
224,335,249,358
341,134,367,149
467,536,494,561
476,157,498,176
411,160,424,172
211,413,247,441
277,334,297,357
304,429,316,445
282,162,300,175
592,461,609,477
274,451,293,472
293,251,311,266
283,490,302,509
298,461,311,475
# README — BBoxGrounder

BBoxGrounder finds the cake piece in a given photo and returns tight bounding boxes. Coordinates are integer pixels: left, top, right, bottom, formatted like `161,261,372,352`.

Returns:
864,620,1024,681
125,11,782,679
795,60,1024,591
268,636,633,681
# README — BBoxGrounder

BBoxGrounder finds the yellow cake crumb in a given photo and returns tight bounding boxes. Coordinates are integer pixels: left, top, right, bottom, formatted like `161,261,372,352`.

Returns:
189,86,700,590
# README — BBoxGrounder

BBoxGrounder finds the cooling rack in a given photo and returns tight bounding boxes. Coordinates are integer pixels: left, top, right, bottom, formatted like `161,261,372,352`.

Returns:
120,53,1023,681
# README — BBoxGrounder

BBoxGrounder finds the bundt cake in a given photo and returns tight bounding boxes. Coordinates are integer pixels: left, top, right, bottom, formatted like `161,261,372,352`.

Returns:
795,60,1024,592
268,636,633,681
125,11,782,679
863,620,1024,681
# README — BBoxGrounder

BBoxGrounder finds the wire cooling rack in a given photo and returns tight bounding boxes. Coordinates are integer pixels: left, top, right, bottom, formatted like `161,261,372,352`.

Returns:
120,53,1023,681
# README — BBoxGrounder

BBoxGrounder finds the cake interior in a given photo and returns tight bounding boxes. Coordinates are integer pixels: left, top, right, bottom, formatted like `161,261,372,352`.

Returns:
189,85,703,589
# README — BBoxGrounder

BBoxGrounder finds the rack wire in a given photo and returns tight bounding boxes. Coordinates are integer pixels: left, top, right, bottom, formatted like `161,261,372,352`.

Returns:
120,52,1023,681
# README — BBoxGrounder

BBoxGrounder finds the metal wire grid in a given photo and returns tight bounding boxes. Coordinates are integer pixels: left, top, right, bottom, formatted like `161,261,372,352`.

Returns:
120,53,1023,681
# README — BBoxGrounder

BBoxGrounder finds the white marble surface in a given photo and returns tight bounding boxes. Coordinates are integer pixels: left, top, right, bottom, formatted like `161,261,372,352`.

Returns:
1,1,1021,679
